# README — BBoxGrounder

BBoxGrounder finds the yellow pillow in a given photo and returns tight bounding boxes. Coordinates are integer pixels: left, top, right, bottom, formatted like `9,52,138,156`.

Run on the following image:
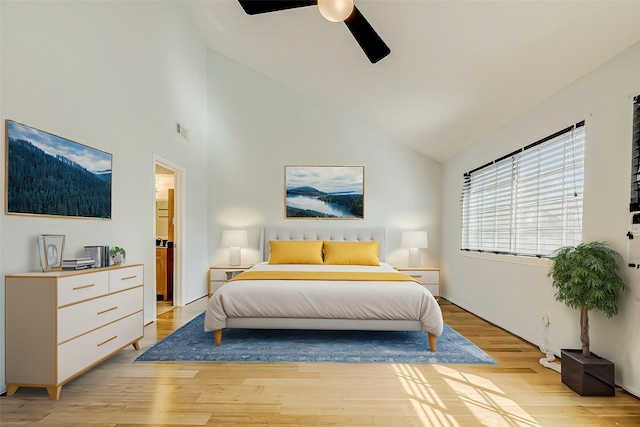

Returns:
322,241,380,266
268,240,323,264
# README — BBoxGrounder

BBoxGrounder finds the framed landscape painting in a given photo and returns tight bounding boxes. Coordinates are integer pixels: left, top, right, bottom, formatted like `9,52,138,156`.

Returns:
285,165,364,219
5,120,112,219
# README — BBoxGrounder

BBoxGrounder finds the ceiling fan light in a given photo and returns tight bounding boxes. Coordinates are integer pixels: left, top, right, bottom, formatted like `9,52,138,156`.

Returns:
318,0,354,22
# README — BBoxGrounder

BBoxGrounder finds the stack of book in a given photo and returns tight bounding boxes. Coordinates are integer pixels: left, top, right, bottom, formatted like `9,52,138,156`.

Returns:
83,245,110,268
62,257,96,270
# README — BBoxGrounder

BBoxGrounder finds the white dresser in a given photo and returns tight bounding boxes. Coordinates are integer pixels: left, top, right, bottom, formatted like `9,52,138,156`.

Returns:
5,264,144,400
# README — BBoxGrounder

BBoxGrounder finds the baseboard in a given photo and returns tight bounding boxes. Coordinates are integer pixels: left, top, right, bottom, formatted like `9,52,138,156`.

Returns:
442,296,640,394
442,297,547,351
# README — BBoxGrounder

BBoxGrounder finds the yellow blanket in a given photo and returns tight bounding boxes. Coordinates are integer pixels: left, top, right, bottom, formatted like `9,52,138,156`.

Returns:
228,271,420,283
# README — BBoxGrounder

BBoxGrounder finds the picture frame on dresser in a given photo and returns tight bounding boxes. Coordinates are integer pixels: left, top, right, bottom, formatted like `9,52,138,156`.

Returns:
5,119,112,219
37,234,66,271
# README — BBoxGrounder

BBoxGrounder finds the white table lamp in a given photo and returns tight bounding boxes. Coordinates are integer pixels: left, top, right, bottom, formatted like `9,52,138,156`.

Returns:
221,230,248,266
401,231,428,268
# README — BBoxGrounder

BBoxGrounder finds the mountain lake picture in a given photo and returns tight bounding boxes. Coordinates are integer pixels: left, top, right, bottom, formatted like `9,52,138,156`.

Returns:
5,120,112,219
285,166,364,219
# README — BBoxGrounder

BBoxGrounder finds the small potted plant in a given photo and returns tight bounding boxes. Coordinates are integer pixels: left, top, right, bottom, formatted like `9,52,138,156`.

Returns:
548,241,628,396
110,246,126,265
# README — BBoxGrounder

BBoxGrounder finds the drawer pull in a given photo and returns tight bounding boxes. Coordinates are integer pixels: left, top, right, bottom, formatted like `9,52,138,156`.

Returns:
97,306,118,315
408,275,422,278
73,284,96,290
121,275,137,281
97,336,117,347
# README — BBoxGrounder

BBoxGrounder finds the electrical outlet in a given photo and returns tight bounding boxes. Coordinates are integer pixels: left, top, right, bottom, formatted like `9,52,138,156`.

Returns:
542,314,550,326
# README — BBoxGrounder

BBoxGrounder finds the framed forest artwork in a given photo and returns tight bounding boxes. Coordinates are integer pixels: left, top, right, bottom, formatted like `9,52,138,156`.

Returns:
285,165,364,219
5,120,112,219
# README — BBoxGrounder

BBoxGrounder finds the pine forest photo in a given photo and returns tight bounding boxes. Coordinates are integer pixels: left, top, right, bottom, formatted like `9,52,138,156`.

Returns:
5,120,112,219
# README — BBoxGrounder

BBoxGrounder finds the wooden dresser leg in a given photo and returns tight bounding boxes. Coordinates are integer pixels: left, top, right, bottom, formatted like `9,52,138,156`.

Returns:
428,333,437,352
214,329,222,346
6,385,19,396
132,341,140,351
47,386,62,400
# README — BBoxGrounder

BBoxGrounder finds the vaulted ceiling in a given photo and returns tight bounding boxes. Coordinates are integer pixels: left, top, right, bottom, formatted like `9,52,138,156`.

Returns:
185,0,640,162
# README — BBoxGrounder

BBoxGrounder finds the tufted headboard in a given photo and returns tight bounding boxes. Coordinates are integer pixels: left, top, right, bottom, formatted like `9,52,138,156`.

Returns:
260,226,386,262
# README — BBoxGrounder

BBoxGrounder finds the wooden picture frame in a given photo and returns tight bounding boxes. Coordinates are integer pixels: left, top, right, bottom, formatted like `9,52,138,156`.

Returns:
37,234,66,271
5,120,112,219
285,165,364,219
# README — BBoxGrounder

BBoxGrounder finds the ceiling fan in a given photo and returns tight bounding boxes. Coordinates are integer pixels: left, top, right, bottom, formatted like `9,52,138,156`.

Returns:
237,0,390,64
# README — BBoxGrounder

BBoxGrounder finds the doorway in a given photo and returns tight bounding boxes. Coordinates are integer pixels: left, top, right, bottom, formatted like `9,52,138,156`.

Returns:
155,163,176,317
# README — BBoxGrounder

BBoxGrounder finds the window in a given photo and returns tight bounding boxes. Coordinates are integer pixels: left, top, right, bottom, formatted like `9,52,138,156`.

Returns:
461,121,585,257
630,95,640,211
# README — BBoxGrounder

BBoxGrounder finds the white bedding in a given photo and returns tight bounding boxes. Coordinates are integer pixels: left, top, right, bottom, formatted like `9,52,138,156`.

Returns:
204,262,444,337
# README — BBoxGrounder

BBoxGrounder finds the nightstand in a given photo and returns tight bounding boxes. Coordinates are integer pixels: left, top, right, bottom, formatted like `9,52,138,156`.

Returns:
396,267,440,300
209,265,253,297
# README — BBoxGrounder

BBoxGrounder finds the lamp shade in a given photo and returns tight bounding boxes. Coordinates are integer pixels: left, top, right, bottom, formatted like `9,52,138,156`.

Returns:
221,230,248,248
318,0,354,22
401,231,428,249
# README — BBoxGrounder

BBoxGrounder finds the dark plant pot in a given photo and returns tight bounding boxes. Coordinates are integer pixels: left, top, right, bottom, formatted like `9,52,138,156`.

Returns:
561,349,615,396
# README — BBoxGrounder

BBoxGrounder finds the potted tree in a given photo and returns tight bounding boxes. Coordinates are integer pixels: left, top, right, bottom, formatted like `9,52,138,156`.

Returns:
548,241,628,396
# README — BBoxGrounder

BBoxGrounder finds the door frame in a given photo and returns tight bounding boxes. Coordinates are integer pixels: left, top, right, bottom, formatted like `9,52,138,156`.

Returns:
153,154,186,307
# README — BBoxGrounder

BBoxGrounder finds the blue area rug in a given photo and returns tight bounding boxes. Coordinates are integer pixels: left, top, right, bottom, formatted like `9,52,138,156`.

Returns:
135,312,496,364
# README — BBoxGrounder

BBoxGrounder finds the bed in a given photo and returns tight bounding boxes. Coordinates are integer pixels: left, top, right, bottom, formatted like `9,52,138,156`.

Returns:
204,227,444,351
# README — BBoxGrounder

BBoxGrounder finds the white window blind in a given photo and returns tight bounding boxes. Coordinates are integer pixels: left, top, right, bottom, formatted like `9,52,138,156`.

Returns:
631,95,640,211
461,121,585,257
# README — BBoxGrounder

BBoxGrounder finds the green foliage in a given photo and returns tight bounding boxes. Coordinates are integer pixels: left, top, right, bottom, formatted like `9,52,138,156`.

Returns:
317,194,363,217
548,242,628,356
286,206,337,218
7,138,111,218
110,246,126,257
548,242,628,318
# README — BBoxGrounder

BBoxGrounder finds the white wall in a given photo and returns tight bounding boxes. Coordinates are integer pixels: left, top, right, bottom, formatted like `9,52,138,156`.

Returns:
205,50,442,268
0,1,209,393
442,41,640,394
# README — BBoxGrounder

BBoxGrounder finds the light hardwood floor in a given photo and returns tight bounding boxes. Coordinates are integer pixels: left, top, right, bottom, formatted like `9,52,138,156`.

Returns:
2,297,639,426
156,300,175,317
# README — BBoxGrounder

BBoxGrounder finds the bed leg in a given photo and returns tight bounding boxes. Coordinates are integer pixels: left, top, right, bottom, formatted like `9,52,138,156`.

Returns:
428,333,437,352
214,329,222,346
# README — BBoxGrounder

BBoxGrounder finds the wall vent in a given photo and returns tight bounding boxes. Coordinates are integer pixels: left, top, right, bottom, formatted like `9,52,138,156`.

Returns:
176,122,189,141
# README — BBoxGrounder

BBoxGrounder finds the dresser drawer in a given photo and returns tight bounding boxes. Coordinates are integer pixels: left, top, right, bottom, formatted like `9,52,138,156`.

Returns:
58,272,109,307
209,268,230,297
403,270,439,285
210,269,228,281
58,286,143,343
110,265,144,292
58,311,143,383
209,281,227,297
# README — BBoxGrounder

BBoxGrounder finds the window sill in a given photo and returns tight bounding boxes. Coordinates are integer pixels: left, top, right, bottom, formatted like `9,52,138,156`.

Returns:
461,251,552,267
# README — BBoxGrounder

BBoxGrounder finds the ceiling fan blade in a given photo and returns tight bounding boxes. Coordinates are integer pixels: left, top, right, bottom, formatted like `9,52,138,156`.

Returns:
344,6,390,64
238,0,316,15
